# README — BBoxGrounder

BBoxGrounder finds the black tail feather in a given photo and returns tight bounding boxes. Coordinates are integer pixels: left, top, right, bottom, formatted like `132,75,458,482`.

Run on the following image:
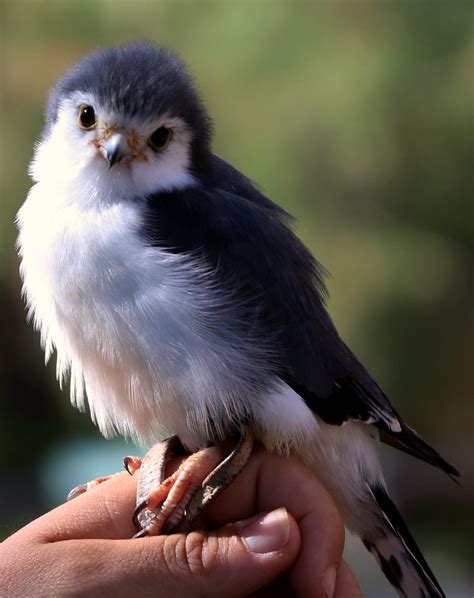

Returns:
365,484,445,597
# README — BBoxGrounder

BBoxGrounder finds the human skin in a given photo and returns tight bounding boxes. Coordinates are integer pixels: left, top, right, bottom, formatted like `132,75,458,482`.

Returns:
1,449,361,597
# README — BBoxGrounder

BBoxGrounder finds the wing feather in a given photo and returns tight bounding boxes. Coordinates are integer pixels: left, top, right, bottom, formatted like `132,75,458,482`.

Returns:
144,155,457,478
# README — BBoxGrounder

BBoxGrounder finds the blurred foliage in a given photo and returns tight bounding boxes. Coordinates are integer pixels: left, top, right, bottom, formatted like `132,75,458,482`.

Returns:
1,0,473,593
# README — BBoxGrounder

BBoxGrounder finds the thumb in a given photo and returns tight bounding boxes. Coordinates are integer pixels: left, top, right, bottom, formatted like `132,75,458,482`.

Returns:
95,507,300,596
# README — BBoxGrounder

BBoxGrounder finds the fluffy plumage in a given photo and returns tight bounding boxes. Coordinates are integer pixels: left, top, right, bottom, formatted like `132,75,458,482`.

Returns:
17,42,458,597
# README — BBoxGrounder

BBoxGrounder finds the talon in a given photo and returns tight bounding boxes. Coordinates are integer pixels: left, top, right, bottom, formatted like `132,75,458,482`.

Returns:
133,528,149,539
123,456,142,475
132,499,149,526
67,483,88,501
67,474,116,501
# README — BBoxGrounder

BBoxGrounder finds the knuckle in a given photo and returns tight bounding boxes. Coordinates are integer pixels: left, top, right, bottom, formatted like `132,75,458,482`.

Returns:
162,532,224,580
163,532,216,579
185,532,219,577
186,533,208,575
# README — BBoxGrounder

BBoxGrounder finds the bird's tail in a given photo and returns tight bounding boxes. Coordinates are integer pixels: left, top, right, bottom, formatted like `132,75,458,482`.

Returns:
363,484,445,597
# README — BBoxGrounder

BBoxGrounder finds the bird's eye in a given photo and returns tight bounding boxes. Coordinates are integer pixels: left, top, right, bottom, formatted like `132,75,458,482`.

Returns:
78,105,96,130
149,127,172,152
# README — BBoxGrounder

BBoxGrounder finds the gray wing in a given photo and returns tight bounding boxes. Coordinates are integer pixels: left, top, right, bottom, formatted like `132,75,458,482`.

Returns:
144,155,458,478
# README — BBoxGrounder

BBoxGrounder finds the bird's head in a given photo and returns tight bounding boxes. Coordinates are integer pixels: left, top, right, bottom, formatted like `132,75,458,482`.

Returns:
30,42,212,202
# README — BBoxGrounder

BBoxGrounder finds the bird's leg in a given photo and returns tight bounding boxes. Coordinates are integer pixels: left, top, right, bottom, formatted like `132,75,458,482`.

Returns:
67,455,143,501
133,426,254,537
133,435,187,535
181,426,254,532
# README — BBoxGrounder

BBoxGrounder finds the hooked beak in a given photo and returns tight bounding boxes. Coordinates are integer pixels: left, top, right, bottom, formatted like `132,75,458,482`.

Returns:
101,132,130,168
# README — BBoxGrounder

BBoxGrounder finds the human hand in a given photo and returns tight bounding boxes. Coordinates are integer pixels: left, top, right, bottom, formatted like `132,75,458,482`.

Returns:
1,449,361,597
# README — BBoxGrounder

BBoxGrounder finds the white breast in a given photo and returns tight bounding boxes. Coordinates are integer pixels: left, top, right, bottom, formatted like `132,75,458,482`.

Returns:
17,178,282,448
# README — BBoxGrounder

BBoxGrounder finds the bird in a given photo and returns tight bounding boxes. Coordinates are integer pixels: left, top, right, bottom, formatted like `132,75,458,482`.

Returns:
16,41,458,597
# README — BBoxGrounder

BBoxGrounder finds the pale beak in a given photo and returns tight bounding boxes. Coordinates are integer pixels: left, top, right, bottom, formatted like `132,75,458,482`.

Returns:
101,132,130,168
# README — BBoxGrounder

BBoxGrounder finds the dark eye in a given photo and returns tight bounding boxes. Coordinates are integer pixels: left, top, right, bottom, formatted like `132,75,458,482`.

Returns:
149,126,172,151
78,105,96,130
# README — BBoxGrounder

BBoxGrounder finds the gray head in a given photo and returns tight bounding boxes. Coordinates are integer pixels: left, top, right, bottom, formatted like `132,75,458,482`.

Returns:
31,42,213,200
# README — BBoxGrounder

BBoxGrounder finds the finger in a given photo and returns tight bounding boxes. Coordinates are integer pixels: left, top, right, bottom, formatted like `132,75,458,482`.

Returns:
203,450,346,598
258,455,344,598
334,561,362,597
22,508,301,597
14,472,139,543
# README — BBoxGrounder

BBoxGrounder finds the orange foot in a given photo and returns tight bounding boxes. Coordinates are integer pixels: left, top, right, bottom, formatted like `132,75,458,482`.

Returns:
133,428,254,537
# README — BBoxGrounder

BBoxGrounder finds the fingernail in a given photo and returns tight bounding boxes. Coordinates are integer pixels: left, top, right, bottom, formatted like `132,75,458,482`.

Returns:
239,507,290,554
322,565,337,598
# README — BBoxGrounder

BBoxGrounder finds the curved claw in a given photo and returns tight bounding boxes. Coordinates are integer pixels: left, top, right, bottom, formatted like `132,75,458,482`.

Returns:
66,474,115,501
132,499,149,527
123,456,142,475
67,483,88,501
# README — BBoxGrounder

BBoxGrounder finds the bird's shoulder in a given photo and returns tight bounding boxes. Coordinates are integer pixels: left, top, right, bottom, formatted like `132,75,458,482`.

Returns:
142,154,326,295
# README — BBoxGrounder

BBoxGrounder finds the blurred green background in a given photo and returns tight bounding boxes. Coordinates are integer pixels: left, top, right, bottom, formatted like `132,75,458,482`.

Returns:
1,1,472,595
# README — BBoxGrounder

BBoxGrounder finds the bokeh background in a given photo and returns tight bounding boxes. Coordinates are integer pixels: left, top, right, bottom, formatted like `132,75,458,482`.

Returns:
1,1,472,595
